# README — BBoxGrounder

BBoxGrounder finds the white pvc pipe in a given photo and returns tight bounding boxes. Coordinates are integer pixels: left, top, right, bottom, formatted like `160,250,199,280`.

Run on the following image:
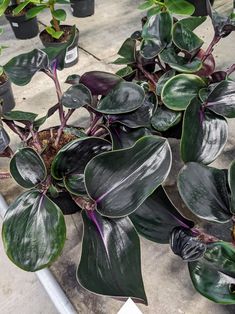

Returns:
0,194,77,314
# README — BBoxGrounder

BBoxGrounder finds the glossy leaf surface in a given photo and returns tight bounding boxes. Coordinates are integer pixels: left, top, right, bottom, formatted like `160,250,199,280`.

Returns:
0,126,10,153
61,84,92,109
162,74,206,110
130,186,194,244
3,110,38,123
65,74,80,85
156,69,175,96
151,105,182,132
170,227,206,262
77,211,147,304
115,38,136,64
85,136,172,217
181,98,228,164
178,162,231,223
96,82,145,114
140,12,172,59
4,49,48,85
51,137,111,180
10,148,46,189
165,0,195,15
64,173,86,196
80,71,122,95
207,80,235,118
2,190,66,271
189,242,235,304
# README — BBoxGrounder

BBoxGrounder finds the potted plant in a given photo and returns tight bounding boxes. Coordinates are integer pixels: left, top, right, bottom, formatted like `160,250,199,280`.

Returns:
13,0,79,67
0,29,15,115
1,0,235,307
0,0,39,39
70,0,95,18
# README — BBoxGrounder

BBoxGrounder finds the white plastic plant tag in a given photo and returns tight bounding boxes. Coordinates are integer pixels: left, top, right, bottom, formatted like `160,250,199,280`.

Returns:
12,22,18,27
65,47,78,63
117,298,143,314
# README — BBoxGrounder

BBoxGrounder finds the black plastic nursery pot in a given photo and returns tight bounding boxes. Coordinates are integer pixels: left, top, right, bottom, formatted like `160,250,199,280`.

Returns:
39,25,79,68
70,0,95,18
5,5,39,40
187,0,214,16
0,78,15,113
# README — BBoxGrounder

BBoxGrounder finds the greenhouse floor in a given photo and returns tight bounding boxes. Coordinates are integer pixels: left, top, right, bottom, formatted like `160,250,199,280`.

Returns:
0,0,235,313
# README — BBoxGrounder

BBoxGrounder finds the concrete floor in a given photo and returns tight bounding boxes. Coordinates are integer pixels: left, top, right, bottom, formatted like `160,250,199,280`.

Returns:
0,0,235,313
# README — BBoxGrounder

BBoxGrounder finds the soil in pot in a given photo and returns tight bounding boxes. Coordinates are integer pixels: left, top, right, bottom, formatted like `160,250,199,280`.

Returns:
0,72,15,113
5,4,39,40
70,0,95,18
40,25,79,68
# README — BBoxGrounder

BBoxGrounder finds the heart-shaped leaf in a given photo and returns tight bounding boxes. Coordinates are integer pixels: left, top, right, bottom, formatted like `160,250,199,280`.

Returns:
10,148,47,189
0,126,10,153
162,74,206,110
229,161,235,214
108,125,152,150
77,211,147,304
2,190,66,271
85,136,172,218
173,21,204,54
80,71,123,95
51,137,111,181
160,47,202,73
108,96,155,128
96,82,145,114
140,12,173,59
130,186,194,244
189,242,235,304
165,0,195,15
4,49,49,86
181,97,228,164
61,84,92,109
170,227,206,262
151,105,182,132
178,162,231,223
207,80,235,118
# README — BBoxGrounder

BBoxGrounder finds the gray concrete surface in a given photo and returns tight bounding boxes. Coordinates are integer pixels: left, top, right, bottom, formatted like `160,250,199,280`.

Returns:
0,0,235,313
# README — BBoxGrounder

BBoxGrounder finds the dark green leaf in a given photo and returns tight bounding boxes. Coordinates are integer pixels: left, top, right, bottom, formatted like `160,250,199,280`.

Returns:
13,0,30,15
51,137,111,180
0,126,10,153
178,162,231,223
4,49,49,86
138,1,154,10
161,74,206,110
26,5,47,19
80,71,123,96
156,69,175,96
10,148,46,189
3,110,38,122
52,9,66,22
165,0,195,15
229,161,235,214
2,190,66,271
181,97,228,164
65,74,80,85
96,82,145,114
85,136,172,218
189,242,235,304
170,227,206,261
207,80,235,118
140,12,173,59
160,47,202,73
178,16,207,31
64,173,86,196
147,6,161,18
117,38,136,63
61,84,92,109
77,211,147,304
151,105,182,132
130,186,194,244
109,125,152,150
116,66,136,78
173,22,204,53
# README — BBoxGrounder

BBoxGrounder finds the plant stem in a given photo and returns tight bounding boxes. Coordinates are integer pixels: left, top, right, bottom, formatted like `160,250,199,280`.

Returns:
86,115,101,135
192,227,219,243
49,3,61,32
137,63,156,86
3,120,26,141
156,55,166,71
202,35,221,62
29,125,42,151
54,109,75,147
227,63,235,76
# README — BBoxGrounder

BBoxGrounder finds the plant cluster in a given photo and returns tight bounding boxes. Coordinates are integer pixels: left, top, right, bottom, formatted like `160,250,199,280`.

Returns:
1,0,235,306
